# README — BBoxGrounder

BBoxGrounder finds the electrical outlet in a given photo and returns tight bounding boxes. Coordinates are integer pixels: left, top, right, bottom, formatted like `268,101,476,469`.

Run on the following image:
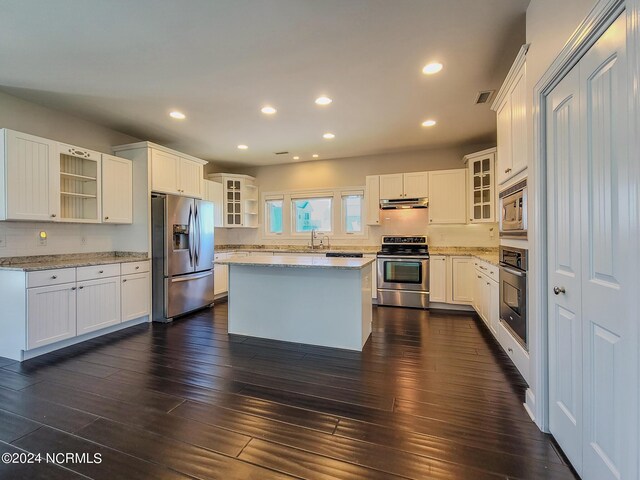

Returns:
0,234,6,248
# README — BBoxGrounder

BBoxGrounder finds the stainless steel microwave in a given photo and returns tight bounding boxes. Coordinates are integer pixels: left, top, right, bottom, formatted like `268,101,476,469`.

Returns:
499,179,527,238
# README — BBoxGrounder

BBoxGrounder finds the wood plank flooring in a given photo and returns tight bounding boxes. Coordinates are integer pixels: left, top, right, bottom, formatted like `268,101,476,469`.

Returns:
0,303,577,479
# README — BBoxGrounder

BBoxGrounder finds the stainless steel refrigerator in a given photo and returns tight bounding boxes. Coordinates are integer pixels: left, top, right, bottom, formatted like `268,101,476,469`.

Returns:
151,193,215,322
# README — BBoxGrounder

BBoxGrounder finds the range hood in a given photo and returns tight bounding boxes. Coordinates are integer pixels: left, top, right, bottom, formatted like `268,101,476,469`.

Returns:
380,197,429,209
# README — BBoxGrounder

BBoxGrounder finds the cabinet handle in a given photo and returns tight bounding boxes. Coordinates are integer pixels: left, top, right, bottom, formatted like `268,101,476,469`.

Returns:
487,282,490,286
51,275,57,279
104,216,109,220
122,279,127,283
135,266,140,270
477,275,482,279
51,214,57,218
71,287,76,291
99,270,104,274
508,347,513,353
78,286,84,290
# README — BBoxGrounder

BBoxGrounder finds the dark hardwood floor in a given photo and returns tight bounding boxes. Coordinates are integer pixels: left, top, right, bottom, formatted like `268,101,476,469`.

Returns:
0,303,577,479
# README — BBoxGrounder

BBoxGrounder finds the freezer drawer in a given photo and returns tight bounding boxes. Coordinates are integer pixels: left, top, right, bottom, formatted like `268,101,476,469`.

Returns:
166,270,214,319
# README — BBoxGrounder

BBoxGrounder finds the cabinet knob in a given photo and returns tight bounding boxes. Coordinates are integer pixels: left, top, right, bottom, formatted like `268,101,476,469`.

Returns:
51,214,57,218
99,270,104,274
135,266,140,270
71,287,76,291
104,216,109,220
122,279,127,283
51,275,57,279
508,347,513,353
78,286,84,290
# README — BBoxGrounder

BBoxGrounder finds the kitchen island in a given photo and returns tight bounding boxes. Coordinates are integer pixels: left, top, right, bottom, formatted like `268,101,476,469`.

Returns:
215,255,374,351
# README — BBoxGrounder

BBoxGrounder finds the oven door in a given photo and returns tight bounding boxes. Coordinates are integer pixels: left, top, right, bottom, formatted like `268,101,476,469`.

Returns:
499,264,527,348
377,256,429,292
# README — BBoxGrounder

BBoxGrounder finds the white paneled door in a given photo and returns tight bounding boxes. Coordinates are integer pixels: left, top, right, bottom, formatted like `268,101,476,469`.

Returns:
546,13,637,480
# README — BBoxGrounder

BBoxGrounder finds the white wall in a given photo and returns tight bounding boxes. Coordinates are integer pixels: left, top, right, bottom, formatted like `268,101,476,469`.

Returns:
0,91,144,257
524,0,598,425
212,143,499,247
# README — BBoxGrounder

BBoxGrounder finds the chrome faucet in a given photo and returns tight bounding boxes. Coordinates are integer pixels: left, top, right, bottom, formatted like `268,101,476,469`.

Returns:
319,234,330,250
309,228,318,249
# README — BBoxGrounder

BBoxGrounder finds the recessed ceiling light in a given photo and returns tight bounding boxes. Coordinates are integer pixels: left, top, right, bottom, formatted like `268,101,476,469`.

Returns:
261,106,277,115
322,133,335,139
293,156,300,160
422,62,443,75
315,96,332,105
312,154,319,158
421,119,437,127
169,111,186,119
237,144,248,150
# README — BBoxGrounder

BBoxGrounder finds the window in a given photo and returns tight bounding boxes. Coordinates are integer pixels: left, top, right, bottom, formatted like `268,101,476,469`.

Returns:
343,194,363,233
265,199,283,234
292,197,332,232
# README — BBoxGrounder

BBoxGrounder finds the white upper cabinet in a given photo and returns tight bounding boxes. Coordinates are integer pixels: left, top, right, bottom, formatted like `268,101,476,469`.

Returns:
379,172,428,200
208,174,257,228
428,169,467,224
0,129,59,221
203,179,224,227
465,148,496,223
402,172,429,198
379,173,404,199
365,175,380,226
102,154,132,224
492,45,528,185
151,148,204,198
58,143,102,223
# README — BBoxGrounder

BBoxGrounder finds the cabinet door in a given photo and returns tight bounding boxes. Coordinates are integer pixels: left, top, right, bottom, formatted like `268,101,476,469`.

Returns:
509,66,527,178
403,172,429,198
121,272,150,321
468,152,495,223
76,277,121,335
179,158,203,198
488,278,498,335
379,174,404,200
214,254,228,295
496,96,513,185
3,130,59,221
428,169,467,224
102,154,132,224
429,255,447,303
472,268,482,315
365,175,380,225
151,149,180,195
27,283,76,349
451,257,474,305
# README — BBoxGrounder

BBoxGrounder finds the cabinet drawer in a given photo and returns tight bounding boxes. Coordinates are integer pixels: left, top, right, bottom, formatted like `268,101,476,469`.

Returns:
27,268,76,288
121,260,150,275
498,320,530,383
77,263,121,281
476,260,498,282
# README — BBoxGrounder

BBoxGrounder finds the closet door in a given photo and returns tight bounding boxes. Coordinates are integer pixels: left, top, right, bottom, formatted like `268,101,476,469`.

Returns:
546,65,583,473
578,14,635,480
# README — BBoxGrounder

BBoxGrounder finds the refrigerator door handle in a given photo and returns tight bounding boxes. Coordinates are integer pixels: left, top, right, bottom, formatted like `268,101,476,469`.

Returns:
194,202,200,266
187,204,194,267
170,271,212,283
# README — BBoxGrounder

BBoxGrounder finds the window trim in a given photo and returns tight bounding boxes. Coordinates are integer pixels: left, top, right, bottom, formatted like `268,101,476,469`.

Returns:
291,195,334,236
264,196,284,236
341,192,364,235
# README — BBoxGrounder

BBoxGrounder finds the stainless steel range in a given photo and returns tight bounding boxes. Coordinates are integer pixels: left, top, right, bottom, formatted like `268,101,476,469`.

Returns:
377,236,429,309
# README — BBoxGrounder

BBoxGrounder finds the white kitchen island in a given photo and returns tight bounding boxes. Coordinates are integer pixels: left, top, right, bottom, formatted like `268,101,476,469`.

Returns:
215,255,374,351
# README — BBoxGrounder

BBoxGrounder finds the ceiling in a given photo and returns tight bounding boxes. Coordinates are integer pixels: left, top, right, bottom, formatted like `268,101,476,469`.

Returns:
0,0,528,166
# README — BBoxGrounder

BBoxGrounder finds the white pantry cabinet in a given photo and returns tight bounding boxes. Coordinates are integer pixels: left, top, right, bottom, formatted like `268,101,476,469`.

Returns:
492,45,528,185
151,148,205,198
27,283,77,349
379,172,428,200
102,154,133,224
0,129,59,221
428,169,467,224
76,275,121,335
365,175,380,225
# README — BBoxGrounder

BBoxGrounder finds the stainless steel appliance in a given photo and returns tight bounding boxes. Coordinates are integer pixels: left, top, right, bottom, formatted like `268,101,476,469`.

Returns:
499,179,527,237
377,236,429,309
499,246,528,349
380,197,428,209
151,194,215,322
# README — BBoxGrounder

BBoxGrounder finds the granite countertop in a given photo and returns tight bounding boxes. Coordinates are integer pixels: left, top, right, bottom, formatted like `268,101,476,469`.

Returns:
215,255,376,270
216,245,379,254
429,247,500,266
0,252,149,272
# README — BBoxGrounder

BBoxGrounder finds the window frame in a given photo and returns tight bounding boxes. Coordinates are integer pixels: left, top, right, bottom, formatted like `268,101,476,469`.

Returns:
291,194,334,236
341,191,364,235
264,195,284,236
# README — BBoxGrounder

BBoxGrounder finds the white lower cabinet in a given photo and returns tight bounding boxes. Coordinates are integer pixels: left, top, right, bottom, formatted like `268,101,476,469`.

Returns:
121,272,150,322
77,276,121,335
27,283,77,349
429,255,473,305
214,253,229,296
429,255,447,303
473,263,499,336
451,257,474,304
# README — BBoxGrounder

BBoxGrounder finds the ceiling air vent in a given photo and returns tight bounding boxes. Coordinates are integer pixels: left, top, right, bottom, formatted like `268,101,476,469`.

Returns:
274,151,289,155
474,90,495,105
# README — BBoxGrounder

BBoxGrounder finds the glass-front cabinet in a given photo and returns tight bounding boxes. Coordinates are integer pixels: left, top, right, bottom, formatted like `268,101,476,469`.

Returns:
208,174,258,228
465,148,496,223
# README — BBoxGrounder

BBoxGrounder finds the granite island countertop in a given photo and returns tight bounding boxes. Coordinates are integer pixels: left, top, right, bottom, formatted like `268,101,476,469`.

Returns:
0,252,149,272
216,255,376,270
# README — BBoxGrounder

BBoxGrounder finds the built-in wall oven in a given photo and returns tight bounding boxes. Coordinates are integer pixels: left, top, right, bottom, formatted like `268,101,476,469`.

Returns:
377,236,429,309
499,246,528,349
499,179,527,238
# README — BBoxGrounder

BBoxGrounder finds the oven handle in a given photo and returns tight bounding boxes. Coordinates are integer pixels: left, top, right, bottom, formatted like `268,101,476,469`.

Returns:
500,265,526,277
